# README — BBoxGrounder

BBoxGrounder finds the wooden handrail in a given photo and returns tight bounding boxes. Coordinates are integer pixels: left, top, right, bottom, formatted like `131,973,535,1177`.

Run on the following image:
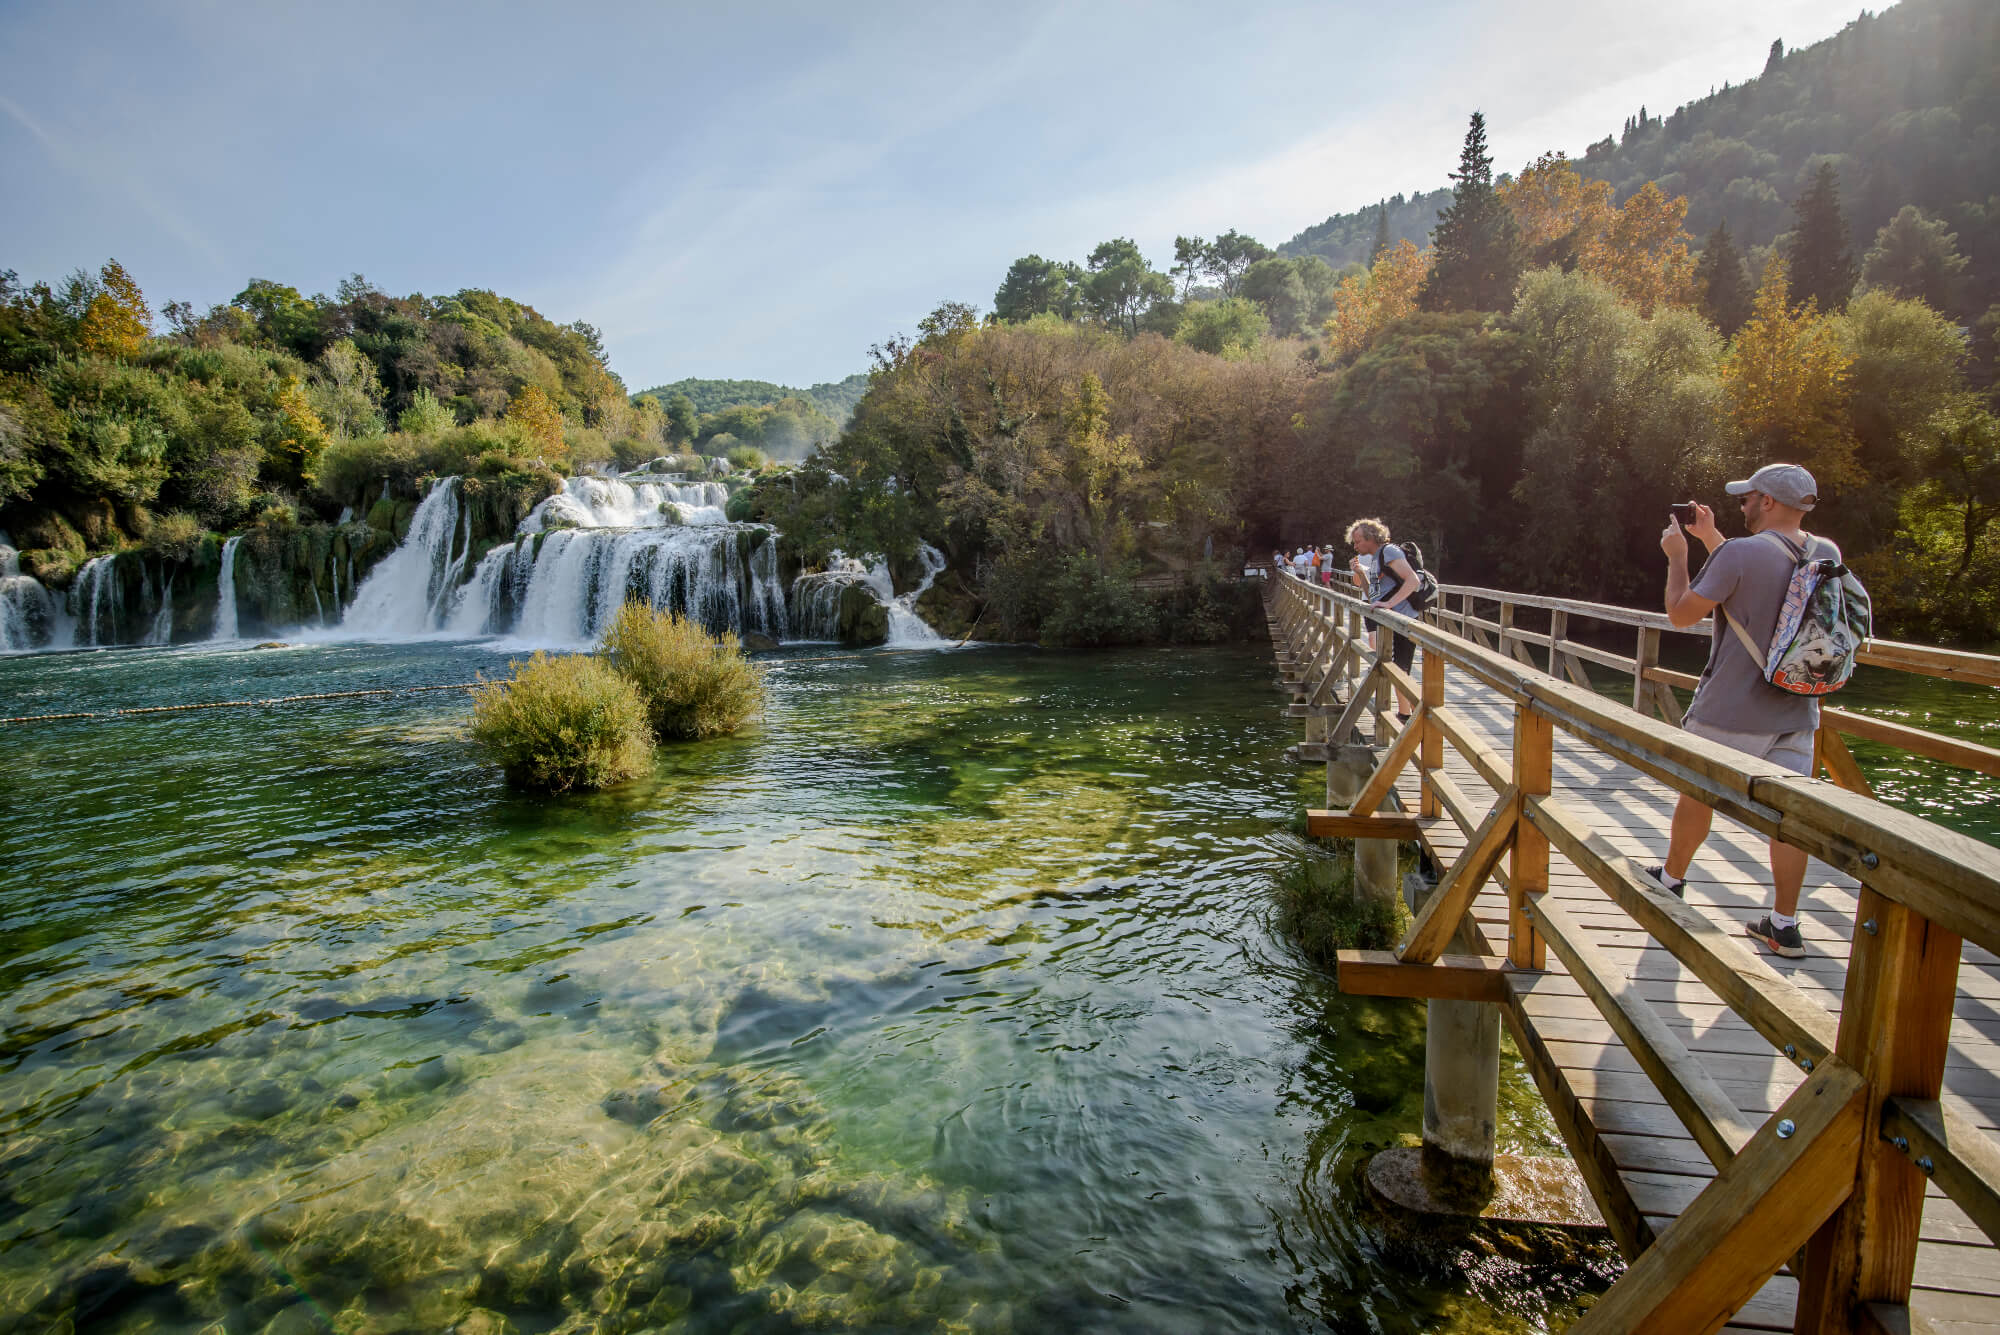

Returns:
1265,567,2000,1317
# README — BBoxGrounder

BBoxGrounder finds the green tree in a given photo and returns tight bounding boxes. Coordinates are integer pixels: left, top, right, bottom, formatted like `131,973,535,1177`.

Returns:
1170,236,1207,301
665,392,698,443
1783,162,1857,313
1201,230,1269,297
1082,239,1171,336
506,384,567,461
1694,222,1754,337
1174,298,1267,357
397,386,454,437
1420,111,1522,313
1239,257,1308,337
994,255,1074,322
1370,205,1391,262
306,339,386,438
1861,205,1969,312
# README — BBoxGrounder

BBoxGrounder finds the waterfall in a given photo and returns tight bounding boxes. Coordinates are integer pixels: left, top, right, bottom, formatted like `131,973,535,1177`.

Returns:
342,479,466,636
448,525,788,646
210,536,243,642
0,531,62,653
524,474,730,531
69,556,121,648
883,543,947,646
785,544,949,645
143,570,176,646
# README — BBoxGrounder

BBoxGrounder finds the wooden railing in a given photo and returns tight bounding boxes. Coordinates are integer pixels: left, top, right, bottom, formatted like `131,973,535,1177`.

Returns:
1266,569,2000,1334
1433,583,2000,796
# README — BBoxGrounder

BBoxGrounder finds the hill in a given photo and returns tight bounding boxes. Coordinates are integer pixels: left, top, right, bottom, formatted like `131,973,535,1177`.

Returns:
1280,0,2000,318
638,374,871,424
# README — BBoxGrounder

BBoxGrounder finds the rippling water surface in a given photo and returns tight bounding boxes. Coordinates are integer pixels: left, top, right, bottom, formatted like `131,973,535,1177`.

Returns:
4,640,1608,1334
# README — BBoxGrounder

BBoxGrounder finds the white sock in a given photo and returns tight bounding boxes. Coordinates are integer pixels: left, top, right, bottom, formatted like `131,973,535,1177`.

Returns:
1770,911,1798,931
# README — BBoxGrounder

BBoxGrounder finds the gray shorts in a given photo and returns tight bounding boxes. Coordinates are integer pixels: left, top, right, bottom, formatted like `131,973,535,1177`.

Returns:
1683,717,1815,776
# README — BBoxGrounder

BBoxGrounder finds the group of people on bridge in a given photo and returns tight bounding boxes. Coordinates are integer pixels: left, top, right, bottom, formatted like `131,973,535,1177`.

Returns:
1281,462,1842,963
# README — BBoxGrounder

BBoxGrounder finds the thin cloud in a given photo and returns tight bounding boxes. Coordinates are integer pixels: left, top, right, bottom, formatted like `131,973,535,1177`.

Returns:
0,92,231,276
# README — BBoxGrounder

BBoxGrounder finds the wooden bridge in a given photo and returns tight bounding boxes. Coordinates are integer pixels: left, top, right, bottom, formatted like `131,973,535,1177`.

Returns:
1265,570,2000,1334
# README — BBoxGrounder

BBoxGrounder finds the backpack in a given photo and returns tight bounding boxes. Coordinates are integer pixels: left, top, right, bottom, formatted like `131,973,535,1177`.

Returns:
1392,541,1441,612
1720,532,1872,696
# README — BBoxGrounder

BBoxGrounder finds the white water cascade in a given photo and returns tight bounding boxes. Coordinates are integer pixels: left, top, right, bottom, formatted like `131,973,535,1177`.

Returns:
343,473,787,646
210,536,243,642
69,556,121,648
342,479,470,636
143,570,176,646
0,531,62,653
789,545,949,645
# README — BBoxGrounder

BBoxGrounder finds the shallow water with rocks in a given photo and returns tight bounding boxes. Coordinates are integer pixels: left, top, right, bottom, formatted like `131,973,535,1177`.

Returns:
1,639,1615,1333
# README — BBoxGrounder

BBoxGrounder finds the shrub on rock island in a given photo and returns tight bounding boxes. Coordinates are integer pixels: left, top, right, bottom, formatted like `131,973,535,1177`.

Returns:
600,601,765,740
470,651,654,792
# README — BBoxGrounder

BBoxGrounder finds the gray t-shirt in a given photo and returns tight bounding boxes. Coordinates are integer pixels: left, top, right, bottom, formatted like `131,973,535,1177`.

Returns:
1685,530,1838,734
1371,543,1414,614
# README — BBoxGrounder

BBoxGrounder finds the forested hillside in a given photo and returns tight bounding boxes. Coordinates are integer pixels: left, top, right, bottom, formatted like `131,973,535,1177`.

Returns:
1282,0,2000,321
640,374,870,424
1281,189,1451,271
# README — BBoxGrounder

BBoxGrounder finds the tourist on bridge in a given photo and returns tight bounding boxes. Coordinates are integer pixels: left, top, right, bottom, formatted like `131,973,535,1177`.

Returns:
1344,518,1422,722
1650,463,1839,959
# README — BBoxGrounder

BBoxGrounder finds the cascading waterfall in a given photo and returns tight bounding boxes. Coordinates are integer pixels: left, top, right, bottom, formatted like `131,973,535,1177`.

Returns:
210,536,243,642
143,571,176,646
348,473,788,646
69,556,121,648
0,531,62,653
788,545,949,645
883,543,947,646
342,479,467,637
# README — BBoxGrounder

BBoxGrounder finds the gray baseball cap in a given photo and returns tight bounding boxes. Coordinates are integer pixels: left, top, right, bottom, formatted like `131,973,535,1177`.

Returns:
1725,462,1818,510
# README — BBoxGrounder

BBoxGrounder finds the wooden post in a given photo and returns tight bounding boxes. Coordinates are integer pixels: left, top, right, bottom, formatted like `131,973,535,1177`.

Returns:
1420,643,1445,818
1499,600,1516,663
1634,625,1660,716
1373,640,1393,745
1792,889,1962,1329
1510,704,1550,971
1549,608,1568,678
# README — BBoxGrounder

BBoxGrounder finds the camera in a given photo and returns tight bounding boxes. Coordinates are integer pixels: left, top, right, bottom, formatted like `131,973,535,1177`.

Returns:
1670,501,1699,528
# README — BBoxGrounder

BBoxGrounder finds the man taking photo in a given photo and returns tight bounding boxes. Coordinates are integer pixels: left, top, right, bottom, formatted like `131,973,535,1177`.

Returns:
1648,463,1838,959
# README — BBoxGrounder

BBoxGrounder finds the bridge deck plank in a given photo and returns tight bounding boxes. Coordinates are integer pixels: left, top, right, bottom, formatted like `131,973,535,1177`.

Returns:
1354,647,2000,1329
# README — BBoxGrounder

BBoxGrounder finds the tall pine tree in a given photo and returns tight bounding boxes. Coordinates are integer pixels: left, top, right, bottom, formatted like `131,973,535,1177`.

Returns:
1370,204,1390,263
1419,111,1520,313
1694,221,1754,336
1784,161,1857,313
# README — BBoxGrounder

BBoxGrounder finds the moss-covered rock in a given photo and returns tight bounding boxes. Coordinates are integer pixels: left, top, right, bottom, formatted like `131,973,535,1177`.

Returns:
912,570,981,641
836,584,887,646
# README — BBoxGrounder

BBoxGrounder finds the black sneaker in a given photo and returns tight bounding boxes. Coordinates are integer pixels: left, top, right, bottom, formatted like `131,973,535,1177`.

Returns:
1641,865,1685,899
1745,915,1806,959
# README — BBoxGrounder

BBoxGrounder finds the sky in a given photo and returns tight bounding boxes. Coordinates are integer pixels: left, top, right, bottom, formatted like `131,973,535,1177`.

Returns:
1,0,1869,390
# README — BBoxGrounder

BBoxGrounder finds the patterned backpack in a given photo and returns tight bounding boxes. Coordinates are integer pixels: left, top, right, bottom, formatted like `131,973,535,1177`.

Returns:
1721,532,1872,696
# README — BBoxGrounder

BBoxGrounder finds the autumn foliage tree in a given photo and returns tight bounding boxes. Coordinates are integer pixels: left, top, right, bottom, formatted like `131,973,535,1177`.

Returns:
1497,156,1694,315
1722,255,1859,488
1323,240,1431,360
76,259,151,360
506,384,567,460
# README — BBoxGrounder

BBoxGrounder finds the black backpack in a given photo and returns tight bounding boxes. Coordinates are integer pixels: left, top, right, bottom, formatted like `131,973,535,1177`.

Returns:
1395,541,1440,612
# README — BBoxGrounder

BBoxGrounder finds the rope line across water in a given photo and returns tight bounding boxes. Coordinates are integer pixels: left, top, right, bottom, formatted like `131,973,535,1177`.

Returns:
0,646,966,725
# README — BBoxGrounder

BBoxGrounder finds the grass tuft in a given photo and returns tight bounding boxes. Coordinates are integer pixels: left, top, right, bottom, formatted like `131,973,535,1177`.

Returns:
470,651,654,792
600,601,765,741
1274,851,1408,968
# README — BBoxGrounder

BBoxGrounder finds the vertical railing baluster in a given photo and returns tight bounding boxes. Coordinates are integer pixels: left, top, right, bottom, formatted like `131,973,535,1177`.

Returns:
1509,703,1550,971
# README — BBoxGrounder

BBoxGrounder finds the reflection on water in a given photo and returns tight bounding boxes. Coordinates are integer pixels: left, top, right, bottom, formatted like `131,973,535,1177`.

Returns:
1,640,1603,1332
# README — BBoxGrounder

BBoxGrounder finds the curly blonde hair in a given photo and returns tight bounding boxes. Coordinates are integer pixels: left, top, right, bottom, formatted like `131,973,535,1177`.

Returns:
1344,517,1390,546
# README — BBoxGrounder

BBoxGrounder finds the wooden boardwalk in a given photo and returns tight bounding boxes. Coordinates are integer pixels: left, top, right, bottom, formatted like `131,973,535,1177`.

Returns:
1263,575,2000,1333
1417,673,2000,1332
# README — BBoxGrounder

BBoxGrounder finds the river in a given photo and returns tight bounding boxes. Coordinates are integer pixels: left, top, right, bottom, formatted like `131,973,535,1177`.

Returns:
0,640,1607,1334
2,635,1990,1333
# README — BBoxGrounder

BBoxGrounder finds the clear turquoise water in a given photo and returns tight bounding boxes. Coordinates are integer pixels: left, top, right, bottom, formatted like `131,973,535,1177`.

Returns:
0,641,1597,1335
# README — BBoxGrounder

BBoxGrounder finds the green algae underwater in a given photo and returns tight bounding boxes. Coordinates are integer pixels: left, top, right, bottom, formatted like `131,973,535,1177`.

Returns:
0,639,1611,1334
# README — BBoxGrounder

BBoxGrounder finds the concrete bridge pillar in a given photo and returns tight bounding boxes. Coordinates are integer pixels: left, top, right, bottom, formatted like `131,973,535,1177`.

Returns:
1326,744,1398,909
1411,883,1500,1197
